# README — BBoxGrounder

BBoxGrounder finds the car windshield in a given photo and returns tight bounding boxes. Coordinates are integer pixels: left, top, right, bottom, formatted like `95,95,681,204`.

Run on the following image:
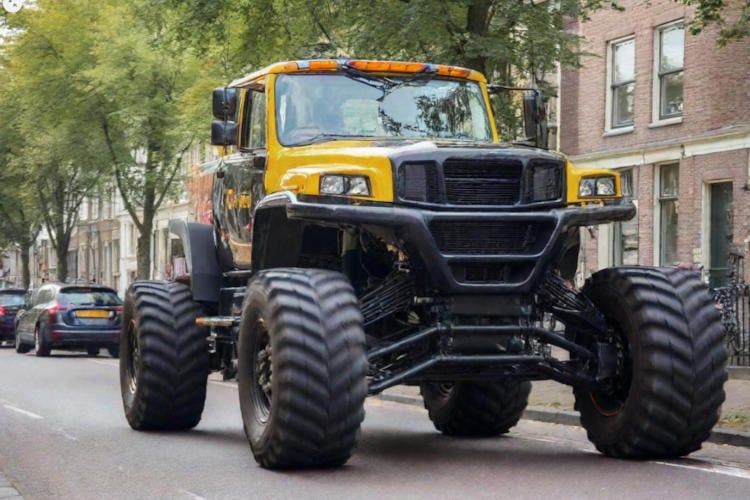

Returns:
275,73,493,146
59,289,122,306
0,293,25,306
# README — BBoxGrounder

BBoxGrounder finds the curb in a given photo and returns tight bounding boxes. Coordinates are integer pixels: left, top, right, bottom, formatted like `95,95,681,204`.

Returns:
376,393,750,449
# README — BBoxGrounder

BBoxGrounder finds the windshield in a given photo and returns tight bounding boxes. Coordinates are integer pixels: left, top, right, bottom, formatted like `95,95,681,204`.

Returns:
275,73,493,146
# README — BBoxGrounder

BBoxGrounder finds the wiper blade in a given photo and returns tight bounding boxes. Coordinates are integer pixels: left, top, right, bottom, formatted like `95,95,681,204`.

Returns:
296,133,373,146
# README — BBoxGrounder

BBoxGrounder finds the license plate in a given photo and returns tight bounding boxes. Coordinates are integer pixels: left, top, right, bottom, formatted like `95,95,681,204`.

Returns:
75,310,110,319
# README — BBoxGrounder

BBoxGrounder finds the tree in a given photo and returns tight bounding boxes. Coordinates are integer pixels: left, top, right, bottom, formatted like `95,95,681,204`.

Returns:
80,1,209,279
3,0,111,282
0,72,41,289
682,0,750,45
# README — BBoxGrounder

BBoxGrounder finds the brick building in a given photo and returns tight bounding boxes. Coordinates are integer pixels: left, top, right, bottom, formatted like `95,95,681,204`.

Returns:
559,0,750,286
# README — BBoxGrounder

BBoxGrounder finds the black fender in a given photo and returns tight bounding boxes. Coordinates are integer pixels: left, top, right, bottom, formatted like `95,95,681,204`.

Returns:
250,192,338,272
168,220,223,304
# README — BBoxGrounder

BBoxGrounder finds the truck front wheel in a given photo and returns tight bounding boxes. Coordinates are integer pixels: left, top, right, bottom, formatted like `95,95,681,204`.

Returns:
420,380,531,436
574,267,727,458
119,281,209,431
238,268,367,469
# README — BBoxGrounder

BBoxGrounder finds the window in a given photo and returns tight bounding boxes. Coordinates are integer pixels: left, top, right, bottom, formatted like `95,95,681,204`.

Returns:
657,164,679,265
655,21,684,120
607,36,635,130
240,89,267,149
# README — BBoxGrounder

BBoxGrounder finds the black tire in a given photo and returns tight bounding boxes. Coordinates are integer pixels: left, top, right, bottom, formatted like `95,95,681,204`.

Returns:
420,380,531,437
107,345,119,359
15,332,30,354
120,281,209,431
34,326,50,357
87,347,100,357
237,268,367,469
573,267,727,459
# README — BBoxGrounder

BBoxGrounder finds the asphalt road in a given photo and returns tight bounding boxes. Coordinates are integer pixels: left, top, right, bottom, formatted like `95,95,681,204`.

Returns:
2,347,750,499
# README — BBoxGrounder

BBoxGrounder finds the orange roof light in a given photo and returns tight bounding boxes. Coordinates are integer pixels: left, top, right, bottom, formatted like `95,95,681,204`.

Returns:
347,60,428,73
435,65,472,78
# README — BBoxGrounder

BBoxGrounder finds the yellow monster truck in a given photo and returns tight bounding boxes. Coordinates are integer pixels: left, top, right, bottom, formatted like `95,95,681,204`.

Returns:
118,59,727,469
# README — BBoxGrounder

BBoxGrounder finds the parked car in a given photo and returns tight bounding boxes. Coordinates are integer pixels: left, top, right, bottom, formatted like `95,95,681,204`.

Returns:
0,288,27,346
14,283,123,357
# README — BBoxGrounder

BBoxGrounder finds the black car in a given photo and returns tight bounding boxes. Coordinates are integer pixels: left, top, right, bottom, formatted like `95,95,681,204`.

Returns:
15,283,122,357
0,288,27,345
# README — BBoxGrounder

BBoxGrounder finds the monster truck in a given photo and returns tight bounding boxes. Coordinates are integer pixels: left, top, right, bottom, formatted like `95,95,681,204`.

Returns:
118,59,727,469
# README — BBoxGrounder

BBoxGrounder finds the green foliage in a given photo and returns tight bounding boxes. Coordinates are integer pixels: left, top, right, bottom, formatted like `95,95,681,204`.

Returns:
682,0,750,45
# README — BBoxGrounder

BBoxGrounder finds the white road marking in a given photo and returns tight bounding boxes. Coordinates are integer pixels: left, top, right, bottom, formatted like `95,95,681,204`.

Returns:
4,403,44,420
54,427,78,441
90,359,118,367
179,489,208,500
655,460,750,480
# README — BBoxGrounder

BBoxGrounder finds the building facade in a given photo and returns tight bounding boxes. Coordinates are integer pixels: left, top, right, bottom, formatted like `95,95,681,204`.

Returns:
559,0,750,286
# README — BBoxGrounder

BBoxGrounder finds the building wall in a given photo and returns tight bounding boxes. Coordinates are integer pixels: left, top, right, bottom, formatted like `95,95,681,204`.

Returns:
561,0,750,156
560,0,750,283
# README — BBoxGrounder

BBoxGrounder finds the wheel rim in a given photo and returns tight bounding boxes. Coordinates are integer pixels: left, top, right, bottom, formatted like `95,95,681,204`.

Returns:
251,317,272,423
34,328,40,353
588,332,631,417
126,319,140,394
436,382,455,398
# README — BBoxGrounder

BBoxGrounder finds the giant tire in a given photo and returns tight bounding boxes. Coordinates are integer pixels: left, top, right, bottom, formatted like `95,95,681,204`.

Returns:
237,268,367,469
120,281,209,431
420,380,531,437
573,267,727,458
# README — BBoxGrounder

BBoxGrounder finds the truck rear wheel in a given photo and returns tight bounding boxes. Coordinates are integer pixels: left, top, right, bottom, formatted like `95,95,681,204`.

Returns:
573,267,727,458
420,380,531,436
237,268,367,469
120,281,209,431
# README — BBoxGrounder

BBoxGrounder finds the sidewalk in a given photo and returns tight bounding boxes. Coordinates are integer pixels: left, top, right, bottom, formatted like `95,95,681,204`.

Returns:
379,366,750,448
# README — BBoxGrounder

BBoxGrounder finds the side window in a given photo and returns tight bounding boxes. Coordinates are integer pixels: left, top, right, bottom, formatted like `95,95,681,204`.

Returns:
654,20,684,122
250,91,266,148
239,89,267,149
606,35,635,131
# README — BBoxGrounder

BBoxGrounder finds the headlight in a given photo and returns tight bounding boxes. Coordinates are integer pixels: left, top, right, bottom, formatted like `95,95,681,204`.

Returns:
579,176,616,198
320,175,372,197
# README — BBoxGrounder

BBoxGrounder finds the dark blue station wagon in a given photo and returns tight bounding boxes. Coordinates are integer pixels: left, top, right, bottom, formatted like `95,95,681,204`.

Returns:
14,283,122,357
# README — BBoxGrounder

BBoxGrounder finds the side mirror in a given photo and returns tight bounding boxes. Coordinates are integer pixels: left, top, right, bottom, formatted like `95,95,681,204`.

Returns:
211,120,238,146
212,87,237,120
487,84,549,150
522,90,548,150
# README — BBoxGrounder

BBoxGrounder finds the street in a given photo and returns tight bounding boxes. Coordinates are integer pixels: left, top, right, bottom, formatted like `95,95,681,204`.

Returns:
1,347,750,499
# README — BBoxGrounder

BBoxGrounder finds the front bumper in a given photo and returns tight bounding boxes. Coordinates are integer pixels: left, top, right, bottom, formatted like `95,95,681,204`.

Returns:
273,192,635,294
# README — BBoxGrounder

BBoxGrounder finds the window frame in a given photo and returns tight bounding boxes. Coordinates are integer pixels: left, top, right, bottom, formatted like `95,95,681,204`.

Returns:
605,35,636,133
652,20,685,125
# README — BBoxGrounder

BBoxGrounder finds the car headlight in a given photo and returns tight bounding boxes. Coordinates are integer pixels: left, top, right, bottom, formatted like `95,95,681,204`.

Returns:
579,176,616,198
320,175,372,197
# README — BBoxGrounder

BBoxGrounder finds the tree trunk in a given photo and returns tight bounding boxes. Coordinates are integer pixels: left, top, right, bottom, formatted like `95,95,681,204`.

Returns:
55,227,70,283
463,0,491,74
136,221,153,280
20,244,31,289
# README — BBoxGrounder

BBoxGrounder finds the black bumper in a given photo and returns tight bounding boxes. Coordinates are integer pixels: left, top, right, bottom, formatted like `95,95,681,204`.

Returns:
276,193,635,294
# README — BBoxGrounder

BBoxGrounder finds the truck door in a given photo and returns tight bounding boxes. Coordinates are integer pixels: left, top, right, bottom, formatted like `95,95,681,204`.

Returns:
215,87,267,268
